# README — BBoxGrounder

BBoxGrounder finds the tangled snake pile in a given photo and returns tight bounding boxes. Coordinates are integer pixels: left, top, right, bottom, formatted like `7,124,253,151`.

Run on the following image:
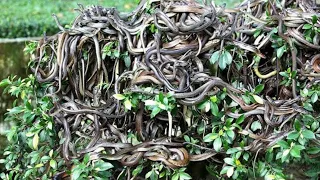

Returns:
31,0,320,177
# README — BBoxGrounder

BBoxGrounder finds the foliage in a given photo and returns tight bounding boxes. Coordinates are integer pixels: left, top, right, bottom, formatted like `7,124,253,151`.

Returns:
0,0,136,38
0,0,241,38
0,75,59,179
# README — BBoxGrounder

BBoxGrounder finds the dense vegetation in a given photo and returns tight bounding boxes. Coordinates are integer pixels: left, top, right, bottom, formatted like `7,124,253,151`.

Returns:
0,0,136,38
0,0,241,38
1,0,320,180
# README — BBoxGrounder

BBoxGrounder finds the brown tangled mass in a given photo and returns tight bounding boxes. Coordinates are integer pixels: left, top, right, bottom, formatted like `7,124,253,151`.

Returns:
31,0,320,175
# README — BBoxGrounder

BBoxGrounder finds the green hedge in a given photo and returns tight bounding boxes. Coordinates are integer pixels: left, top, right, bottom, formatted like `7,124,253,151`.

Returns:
0,0,137,38
0,0,241,38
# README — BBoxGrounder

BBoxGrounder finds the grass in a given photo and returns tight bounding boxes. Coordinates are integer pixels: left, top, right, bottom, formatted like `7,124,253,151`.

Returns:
0,0,138,38
0,0,242,38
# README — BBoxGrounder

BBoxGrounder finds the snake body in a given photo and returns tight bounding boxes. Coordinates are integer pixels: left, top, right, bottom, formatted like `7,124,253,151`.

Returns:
29,0,320,178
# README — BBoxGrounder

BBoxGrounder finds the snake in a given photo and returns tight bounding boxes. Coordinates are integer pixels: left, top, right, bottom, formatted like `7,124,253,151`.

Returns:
29,1,320,179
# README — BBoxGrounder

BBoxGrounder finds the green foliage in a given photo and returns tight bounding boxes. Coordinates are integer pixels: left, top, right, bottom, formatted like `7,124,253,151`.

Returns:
144,163,171,180
71,154,113,180
303,15,320,43
220,152,248,179
0,0,136,38
279,68,297,87
0,75,59,180
172,168,192,180
144,92,176,118
114,90,176,118
0,0,242,38
210,49,233,70
102,42,131,68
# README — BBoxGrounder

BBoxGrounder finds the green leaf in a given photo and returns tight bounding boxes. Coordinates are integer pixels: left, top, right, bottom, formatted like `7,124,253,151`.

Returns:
50,159,57,169
197,99,208,110
279,71,289,78
167,91,175,97
3,151,11,155
220,166,231,175
158,103,166,110
123,55,131,68
179,172,192,180
312,15,318,24
303,24,313,30
113,94,125,100
266,151,273,162
47,121,53,130
33,133,39,150
311,121,319,131
210,102,219,116
72,167,82,180
290,146,301,158
291,70,297,78
224,158,234,165
287,131,299,140
133,165,144,176
197,122,205,134
227,166,234,178
254,84,264,94
311,93,318,103
150,170,158,180
204,101,210,112
219,57,227,70
277,140,289,149
226,147,241,154
254,29,261,38
30,153,39,164
218,50,232,70
251,121,262,131
214,137,222,152
184,135,190,142
210,51,221,64
307,147,320,154
222,50,233,65
210,95,218,103
94,160,114,171
283,150,290,158
40,156,51,162
302,130,315,139
243,153,249,161
252,94,264,104
236,115,245,125
83,154,90,164
241,95,251,104
151,107,161,118
281,149,290,162
303,102,313,111
144,100,157,106
0,79,10,87
226,130,235,140
26,132,34,137
113,50,120,58
294,120,302,131
35,163,44,168
172,173,179,180
203,133,218,142
124,99,132,110
7,106,24,114
294,145,305,151
277,45,286,58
